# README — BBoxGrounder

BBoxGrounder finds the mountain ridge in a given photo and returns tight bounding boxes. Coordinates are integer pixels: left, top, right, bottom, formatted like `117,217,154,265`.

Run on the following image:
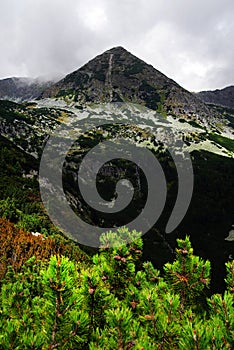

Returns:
0,77,54,101
196,85,234,109
40,46,226,131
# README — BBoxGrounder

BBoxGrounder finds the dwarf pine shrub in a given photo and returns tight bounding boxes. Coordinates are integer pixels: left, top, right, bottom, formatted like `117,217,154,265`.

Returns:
0,228,233,349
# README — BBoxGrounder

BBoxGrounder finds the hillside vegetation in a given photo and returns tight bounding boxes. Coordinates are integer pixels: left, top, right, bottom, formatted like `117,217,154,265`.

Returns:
0,228,233,349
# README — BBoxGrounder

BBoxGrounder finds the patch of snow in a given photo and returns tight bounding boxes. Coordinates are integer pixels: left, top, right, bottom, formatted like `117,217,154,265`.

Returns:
31,232,41,237
225,226,234,241
186,140,233,158
167,115,204,133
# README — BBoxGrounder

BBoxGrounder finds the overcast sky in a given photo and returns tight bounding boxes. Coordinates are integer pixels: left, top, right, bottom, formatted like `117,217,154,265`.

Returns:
0,0,233,91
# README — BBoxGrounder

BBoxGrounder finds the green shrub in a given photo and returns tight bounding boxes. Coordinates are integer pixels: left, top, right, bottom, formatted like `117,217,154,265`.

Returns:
0,230,233,349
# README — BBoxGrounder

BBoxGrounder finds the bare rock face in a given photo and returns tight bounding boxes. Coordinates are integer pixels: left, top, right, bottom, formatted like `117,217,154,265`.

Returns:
196,86,234,109
41,47,224,128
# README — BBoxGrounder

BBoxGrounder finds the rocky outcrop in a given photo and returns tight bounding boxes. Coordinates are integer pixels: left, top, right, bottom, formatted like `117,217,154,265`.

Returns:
196,86,234,109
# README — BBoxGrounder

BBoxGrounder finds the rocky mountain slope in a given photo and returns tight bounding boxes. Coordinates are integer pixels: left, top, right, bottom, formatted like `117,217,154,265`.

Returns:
0,47,233,163
0,77,53,101
41,47,227,132
0,47,233,293
196,86,234,109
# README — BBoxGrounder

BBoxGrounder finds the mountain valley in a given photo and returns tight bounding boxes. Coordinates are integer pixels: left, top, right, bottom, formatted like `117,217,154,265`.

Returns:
0,47,233,293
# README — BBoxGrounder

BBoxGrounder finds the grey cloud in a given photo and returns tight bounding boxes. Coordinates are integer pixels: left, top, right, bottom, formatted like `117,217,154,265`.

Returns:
0,0,233,91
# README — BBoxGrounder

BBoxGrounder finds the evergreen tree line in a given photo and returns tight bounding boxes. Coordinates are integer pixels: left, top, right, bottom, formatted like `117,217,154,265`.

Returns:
0,227,233,349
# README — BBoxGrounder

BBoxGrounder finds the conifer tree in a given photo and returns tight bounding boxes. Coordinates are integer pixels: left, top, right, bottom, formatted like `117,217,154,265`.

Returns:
0,229,233,349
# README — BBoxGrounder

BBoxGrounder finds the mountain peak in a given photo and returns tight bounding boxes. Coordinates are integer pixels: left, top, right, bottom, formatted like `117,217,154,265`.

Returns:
106,46,127,51
40,48,224,128
86,46,140,69
104,46,129,54
41,46,174,107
